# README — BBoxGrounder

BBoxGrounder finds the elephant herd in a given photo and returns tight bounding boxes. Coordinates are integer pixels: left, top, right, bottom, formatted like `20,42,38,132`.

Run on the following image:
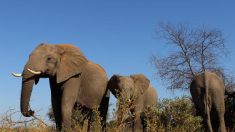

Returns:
12,44,230,132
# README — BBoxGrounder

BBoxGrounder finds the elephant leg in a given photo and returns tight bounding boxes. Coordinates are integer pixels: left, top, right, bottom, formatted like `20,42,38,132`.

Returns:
205,104,213,132
133,114,143,132
214,102,226,132
140,112,147,132
49,78,62,131
60,78,79,130
98,90,110,131
61,97,73,130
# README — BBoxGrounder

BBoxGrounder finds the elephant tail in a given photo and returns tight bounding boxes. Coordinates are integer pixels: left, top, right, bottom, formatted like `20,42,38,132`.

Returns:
203,71,211,126
203,71,208,113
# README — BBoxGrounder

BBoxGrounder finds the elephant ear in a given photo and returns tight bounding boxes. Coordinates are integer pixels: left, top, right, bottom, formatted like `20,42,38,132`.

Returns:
56,44,88,83
131,74,150,95
107,74,121,98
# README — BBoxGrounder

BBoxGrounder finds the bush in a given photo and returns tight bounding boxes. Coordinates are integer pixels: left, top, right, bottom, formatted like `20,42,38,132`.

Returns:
225,95,235,131
107,96,202,132
1,96,202,132
154,96,202,131
0,109,52,132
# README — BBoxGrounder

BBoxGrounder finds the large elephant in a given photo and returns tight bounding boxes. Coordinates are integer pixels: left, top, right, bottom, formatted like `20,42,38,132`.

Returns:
190,71,226,132
107,74,157,131
12,44,110,131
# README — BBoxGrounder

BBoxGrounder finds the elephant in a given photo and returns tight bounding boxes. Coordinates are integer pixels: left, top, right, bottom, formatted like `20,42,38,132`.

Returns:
12,43,110,131
107,74,157,132
190,71,226,132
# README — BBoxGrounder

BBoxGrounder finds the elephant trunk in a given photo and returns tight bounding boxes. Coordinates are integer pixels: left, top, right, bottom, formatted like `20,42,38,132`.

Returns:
20,64,36,117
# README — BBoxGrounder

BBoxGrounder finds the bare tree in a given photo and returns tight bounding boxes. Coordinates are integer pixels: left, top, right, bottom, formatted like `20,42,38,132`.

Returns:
151,23,226,90
213,68,235,92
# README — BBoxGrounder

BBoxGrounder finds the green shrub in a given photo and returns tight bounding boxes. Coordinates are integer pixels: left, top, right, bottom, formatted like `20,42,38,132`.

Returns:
107,95,202,132
154,96,202,132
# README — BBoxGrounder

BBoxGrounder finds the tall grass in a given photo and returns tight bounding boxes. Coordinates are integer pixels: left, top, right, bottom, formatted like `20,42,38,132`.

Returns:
1,96,202,132
0,109,53,132
107,96,202,132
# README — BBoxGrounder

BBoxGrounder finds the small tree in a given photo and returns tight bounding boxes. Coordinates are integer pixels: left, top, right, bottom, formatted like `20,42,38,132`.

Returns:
151,23,226,90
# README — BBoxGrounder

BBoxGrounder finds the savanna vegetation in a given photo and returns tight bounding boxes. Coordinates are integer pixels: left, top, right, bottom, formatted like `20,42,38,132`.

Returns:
0,96,203,132
2,23,235,131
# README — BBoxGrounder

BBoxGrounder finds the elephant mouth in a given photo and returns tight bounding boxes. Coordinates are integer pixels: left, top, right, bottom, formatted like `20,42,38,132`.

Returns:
26,69,44,84
29,68,54,78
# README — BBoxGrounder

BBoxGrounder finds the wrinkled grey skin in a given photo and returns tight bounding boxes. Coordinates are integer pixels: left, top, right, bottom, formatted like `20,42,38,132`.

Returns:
190,71,226,132
19,44,109,131
107,74,157,132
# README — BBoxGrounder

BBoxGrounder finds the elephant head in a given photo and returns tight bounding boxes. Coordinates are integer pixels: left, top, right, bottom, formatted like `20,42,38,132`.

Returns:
107,74,150,103
13,43,88,117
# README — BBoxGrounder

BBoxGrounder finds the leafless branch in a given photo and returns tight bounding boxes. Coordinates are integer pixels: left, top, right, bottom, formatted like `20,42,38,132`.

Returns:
0,109,48,128
152,23,226,90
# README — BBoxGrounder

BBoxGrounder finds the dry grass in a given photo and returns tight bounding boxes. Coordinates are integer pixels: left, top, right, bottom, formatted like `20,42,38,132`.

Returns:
1,96,202,132
0,109,53,132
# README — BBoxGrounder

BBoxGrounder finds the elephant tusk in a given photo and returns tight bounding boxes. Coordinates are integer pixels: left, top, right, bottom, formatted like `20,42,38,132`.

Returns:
12,72,22,77
27,68,41,75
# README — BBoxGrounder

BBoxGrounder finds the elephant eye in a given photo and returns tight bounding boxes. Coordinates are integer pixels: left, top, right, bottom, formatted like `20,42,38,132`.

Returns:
47,56,54,62
46,56,56,63
47,57,52,61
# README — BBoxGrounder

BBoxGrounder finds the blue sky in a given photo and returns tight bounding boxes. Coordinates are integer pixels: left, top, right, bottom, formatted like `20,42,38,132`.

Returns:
0,1,235,121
